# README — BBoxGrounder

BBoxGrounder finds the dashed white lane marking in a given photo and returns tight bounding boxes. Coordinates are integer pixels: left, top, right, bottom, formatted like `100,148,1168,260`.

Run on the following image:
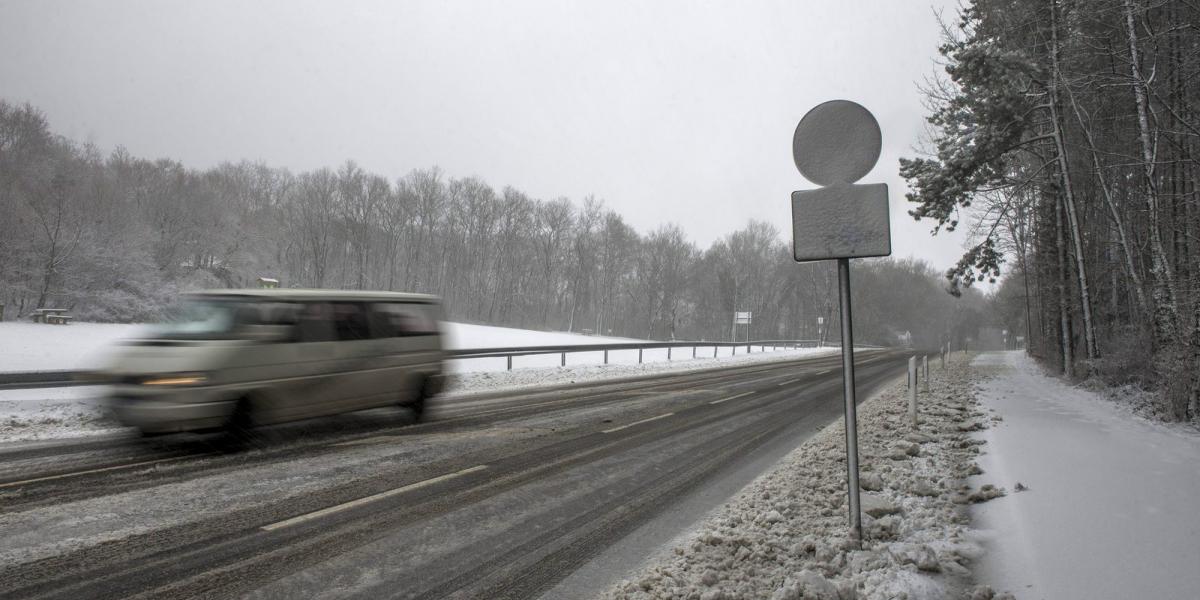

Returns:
776,377,803,386
260,465,488,531
601,412,675,434
708,391,755,405
0,456,187,489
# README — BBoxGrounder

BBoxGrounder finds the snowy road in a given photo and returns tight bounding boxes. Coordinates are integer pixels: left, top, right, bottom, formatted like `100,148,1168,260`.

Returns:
0,350,911,599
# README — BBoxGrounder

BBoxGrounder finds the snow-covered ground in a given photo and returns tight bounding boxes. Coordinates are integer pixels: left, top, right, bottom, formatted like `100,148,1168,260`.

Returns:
969,351,1200,600
0,320,789,374
449,346,834,395
0,321,831,443
604,354,1006,600
0,321,642,373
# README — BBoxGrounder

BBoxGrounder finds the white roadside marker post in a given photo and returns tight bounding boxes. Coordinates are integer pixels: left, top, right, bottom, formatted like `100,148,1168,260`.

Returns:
790,100,892,546
909,356,918,428
922,355,930,392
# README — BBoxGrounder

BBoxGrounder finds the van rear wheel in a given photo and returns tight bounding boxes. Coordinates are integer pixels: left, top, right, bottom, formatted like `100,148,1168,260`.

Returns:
222,399,257,447
406,396,426,420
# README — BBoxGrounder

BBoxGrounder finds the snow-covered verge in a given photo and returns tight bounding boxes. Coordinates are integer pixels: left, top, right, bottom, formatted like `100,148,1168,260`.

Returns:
0,323,149,373
0,386,127,443
601,354,1015,600
1077,376,1184,427
446,346,835,396
969,351,1200,600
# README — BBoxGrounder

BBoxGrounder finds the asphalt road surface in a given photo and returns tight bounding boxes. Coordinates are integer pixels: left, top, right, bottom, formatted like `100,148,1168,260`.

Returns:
0,350,912,599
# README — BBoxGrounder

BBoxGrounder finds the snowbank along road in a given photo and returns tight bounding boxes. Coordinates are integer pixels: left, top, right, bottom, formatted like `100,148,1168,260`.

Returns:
601,352,1011,600
0,349,912,599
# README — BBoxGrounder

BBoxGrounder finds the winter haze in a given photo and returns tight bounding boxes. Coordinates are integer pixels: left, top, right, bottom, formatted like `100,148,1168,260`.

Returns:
2,1,1199,599
0,0,964,264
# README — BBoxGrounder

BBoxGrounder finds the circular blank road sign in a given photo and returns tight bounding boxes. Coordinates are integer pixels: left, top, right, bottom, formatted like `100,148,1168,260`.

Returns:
792,100,882,186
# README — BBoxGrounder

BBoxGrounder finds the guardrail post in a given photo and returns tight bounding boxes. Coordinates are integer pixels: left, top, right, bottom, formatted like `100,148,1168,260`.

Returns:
561,351,566,367
922,355,929,392
604,349,609,365
908,356,918,427
692,346,696,358
668,347,672,361
638,348,643,364
507,356,513,371
714,346,718,358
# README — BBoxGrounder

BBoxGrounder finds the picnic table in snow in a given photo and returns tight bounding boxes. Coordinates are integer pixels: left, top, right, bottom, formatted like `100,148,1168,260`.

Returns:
31,308,73,324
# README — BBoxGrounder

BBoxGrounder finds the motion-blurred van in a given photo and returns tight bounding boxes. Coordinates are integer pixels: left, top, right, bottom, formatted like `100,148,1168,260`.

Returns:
100,289,445,436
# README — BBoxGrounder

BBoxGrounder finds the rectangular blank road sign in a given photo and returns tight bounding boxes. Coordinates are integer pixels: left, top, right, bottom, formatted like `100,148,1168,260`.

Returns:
791,183,891,262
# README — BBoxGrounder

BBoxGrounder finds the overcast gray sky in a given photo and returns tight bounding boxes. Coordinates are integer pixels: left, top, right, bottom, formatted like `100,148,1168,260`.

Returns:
0,0,967,268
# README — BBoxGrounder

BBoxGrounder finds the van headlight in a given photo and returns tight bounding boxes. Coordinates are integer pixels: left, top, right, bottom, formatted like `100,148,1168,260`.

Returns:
141,373,209,386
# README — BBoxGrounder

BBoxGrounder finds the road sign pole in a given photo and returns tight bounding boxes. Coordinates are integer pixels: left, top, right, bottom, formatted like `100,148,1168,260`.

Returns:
791,99,887,547
836,257,862,545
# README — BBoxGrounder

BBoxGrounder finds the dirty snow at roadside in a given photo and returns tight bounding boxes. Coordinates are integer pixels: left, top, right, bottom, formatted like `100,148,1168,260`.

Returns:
603,354,1014,600
969,351,1200,600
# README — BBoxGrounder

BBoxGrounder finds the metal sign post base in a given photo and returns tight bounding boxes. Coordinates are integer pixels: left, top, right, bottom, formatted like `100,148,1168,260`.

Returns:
837,258,862,545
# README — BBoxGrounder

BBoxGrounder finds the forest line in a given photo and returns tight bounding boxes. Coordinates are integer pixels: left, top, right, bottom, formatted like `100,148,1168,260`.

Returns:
0,99,985,348
903,0,1199,421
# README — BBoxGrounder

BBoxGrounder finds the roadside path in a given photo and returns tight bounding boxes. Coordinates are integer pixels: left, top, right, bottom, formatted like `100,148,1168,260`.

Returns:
970,352,1200,600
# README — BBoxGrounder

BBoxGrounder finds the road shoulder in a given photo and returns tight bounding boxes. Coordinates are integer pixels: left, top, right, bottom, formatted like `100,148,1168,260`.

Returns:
601,354,1004,600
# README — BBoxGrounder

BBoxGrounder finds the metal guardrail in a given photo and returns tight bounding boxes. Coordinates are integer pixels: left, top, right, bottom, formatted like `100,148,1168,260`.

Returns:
0,370,84,390
451,339,825,370
0,338,882,391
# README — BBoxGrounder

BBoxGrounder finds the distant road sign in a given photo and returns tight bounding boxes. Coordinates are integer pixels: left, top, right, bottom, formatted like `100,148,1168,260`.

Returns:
734,311,752,325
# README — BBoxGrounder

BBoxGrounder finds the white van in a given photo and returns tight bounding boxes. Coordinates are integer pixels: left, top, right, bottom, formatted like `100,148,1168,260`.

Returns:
101,290,445,436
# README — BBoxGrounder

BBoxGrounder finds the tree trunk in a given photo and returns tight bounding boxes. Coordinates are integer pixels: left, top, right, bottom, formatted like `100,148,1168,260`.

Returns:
1056,192,1074,378
1048,0,1098,363
1065,88,1150,319
1123,0,1180,343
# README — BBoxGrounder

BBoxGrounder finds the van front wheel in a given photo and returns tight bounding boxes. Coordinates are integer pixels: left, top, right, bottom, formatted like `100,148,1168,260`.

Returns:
403,376,438,421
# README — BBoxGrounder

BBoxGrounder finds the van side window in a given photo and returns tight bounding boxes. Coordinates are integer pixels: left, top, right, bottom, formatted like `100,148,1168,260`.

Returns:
371,303,438,337
297,302,336,342
332,303,371,341
237,302,300,343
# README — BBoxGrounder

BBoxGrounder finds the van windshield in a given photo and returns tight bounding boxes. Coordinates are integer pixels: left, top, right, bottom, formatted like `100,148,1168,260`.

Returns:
148,298,298,340
147,299,243,339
